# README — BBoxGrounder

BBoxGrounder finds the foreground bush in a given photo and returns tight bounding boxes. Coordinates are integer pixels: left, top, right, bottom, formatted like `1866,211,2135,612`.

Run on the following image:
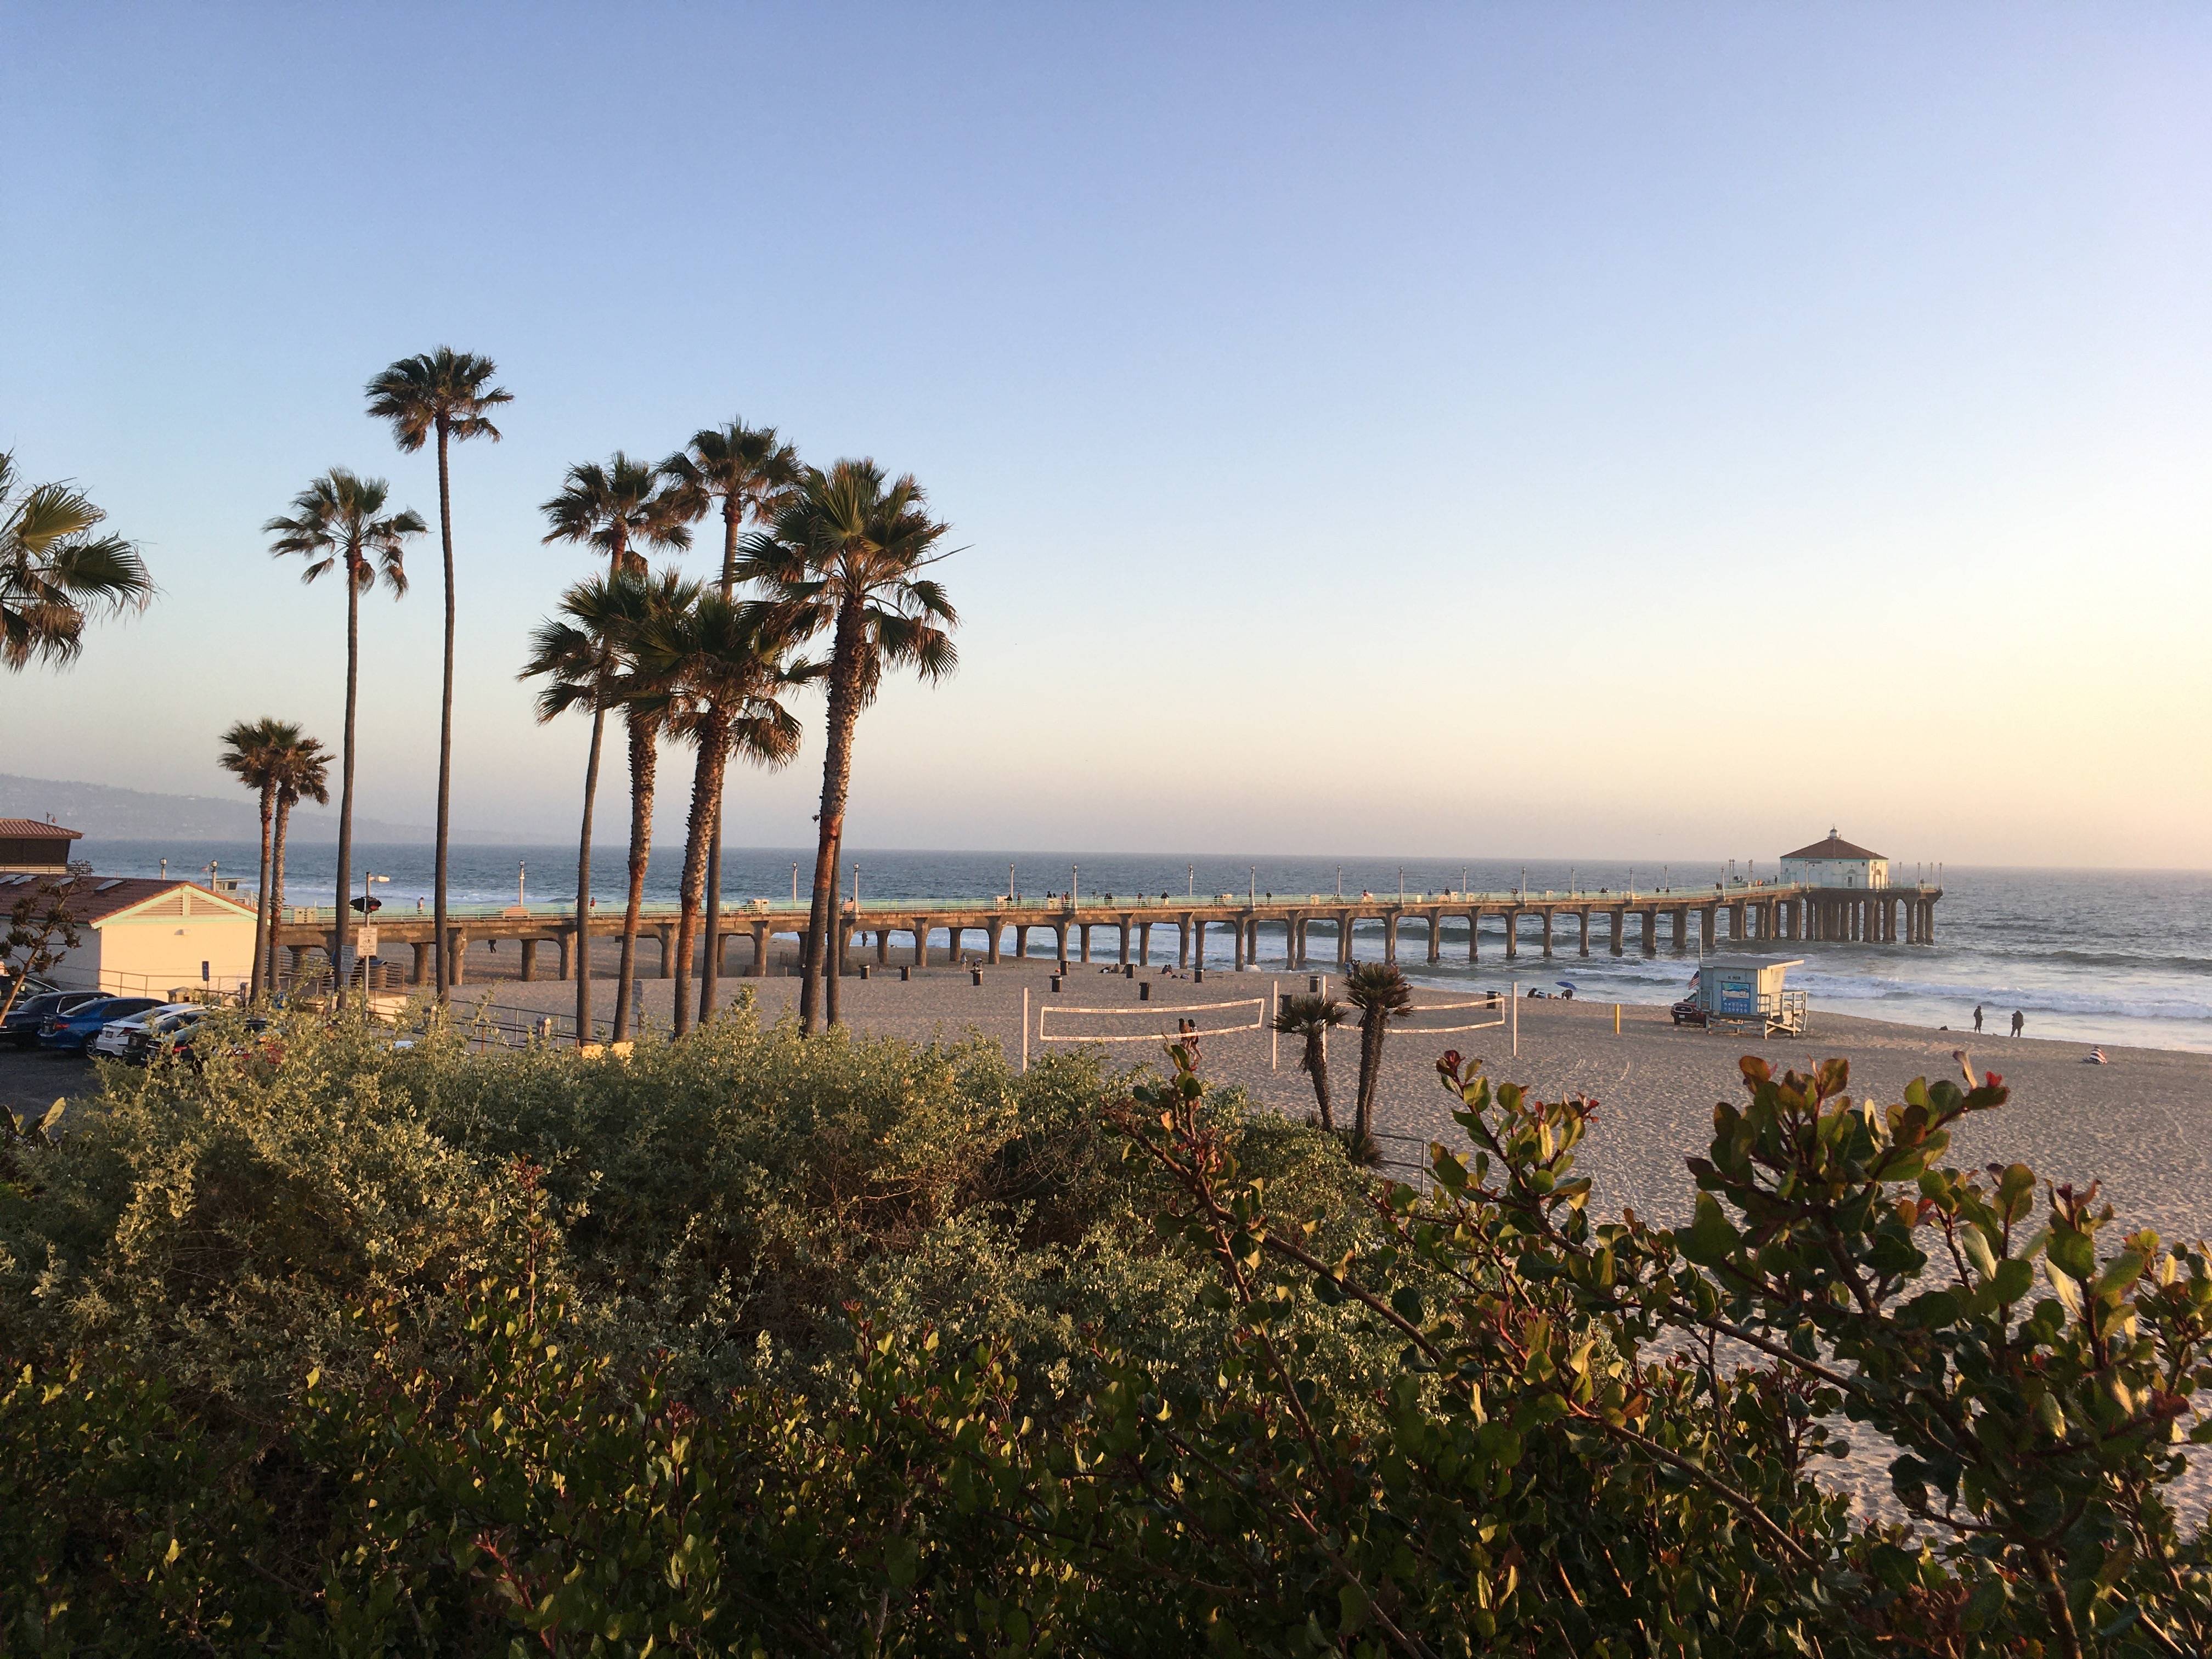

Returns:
2,1006,2208,1654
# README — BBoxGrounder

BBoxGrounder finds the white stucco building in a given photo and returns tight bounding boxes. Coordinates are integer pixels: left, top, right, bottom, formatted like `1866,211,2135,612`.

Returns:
1779,831,1888,890
1,874,259,997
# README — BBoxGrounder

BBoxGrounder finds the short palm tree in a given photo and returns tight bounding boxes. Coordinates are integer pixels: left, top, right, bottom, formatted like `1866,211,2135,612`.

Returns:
1271,993,1348,1131
0,450,153,672
661,420,802,1021
217,718,306,999
521,573,646,1041
542,457,691,1034
264,732,332,997
265,469,421,1008
1343,962,1414,1159
736,460,957,1031
365,347,512,1003
635,594,812,1034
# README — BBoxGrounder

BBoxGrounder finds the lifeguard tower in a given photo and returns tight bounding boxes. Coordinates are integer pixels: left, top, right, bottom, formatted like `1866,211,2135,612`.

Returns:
1681,954,1807,1037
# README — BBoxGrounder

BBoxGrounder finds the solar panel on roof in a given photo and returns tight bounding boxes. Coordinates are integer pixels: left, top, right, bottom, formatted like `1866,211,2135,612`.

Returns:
95,878,125,891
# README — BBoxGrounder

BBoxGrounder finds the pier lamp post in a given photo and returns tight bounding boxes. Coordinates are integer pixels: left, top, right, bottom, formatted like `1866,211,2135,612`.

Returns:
1397,867,1404,902
518,861,527,909
1249,867,1256,905
1187,865,1194,899
853,864,861,909
160,858,167,881
354,872,391,991
1663,865,1670,893
1519,866,1526,900
1008,861,1016,901
1072,864,1079,907
1335,866,1342,900
791,862,799,905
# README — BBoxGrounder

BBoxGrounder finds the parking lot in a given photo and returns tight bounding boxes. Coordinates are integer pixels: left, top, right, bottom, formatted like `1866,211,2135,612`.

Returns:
0,1045,94,1127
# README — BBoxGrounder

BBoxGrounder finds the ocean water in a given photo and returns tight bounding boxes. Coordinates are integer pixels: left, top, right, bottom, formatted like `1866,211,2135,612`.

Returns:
76,842,2212,1054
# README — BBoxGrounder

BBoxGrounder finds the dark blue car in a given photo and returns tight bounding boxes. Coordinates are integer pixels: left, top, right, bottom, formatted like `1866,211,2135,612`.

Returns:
5,990,108,1048
38,995,162,1054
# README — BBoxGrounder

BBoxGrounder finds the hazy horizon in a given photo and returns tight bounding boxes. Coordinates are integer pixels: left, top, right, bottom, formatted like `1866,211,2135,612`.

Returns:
7,4,2208,867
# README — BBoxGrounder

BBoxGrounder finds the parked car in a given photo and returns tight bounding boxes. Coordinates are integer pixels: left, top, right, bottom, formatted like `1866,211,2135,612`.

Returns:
38,995,162,1054
170,1013,276,1071
1669,996,1709,1028
5,990,109,1048
93,1001,204,1060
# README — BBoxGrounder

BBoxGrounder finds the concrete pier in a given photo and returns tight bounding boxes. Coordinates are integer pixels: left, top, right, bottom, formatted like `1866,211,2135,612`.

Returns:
271,879,1944,984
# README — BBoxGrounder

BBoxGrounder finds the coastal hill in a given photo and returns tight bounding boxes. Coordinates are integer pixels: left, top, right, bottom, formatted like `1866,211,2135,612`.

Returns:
0,772,557,846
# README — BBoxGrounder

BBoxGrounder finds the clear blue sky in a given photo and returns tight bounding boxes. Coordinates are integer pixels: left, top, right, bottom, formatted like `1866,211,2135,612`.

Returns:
7,3,2208,866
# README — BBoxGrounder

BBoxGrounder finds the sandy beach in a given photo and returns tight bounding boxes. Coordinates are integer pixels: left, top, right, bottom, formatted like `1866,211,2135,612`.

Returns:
454,950,2212,1521
460,949,2212,1247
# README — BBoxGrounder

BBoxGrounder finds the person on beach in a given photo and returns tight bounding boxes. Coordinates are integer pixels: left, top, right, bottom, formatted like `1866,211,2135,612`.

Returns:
2085,1047,2108,1065
2011,1009,2025,1037
1972,1005,1984,1032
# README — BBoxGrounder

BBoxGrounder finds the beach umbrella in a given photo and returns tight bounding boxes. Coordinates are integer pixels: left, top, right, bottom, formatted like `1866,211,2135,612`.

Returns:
1555,979,1576,990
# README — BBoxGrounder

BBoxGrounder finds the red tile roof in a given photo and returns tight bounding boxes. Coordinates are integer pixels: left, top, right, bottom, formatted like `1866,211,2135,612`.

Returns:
0,820,82,840
0,876,252,924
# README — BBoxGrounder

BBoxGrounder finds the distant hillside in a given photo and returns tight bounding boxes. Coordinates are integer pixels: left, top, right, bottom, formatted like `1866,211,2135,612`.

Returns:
0,773,551,845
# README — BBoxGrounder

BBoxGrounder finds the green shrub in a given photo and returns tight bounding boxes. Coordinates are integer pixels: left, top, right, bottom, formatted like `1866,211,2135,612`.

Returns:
5,1012,2207,1655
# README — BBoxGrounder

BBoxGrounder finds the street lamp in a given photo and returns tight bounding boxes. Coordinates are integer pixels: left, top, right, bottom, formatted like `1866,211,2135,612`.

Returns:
1249,866,1256,905
1008,860,1016,901
1187,864,1194,899
1071,864,1079,907
1335,865,1342,899
1397,867,1404,902
791,861,799,905
518,860,527,909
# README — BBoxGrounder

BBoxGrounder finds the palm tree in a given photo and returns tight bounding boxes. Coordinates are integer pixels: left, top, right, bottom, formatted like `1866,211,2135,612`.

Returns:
1271,993,1348,1131
521,575,635,1041
365,347,512,1004
541,457,691,1036
217,718,304,999
736,460,957,1031
1,451,153,672
636,594,812,1034
661,420,802,1023
1343,962,1414,1160
264,469,422,1008
264,732,332,997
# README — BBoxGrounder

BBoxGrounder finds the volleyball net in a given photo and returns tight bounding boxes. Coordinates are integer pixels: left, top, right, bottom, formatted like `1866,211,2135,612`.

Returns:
1392,992,1508,1035
1035,995,1269,1046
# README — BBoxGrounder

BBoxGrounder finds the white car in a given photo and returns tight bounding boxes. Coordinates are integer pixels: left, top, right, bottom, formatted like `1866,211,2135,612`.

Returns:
91,1002,204,1059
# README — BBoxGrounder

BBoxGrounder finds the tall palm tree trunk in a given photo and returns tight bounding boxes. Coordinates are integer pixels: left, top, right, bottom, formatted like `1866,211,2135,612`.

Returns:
800,613,865,1033
432,420,455,1002
671,718,727,1037
574,701,607,1041
699,498,744,1024
334,569,359,1009
269,798,292,995
613,715,656,1039
250,788,274,1000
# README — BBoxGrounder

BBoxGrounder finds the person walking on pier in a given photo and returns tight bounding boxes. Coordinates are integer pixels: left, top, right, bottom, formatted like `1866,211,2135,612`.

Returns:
2011,1009,2025,1037
1973,1005,1984,1032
